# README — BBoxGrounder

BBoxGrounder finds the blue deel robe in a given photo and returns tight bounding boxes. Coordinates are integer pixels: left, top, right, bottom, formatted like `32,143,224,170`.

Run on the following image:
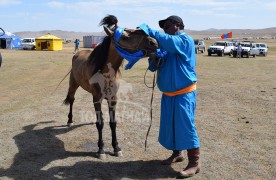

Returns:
139,24,200,150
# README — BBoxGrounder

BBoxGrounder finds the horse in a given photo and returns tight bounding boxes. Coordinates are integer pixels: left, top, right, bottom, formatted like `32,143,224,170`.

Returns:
63,15,158,159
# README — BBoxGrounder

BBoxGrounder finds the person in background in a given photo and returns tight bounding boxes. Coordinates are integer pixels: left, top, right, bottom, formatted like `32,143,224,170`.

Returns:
237,43,242,58
138,15,201,178
74,39,80,54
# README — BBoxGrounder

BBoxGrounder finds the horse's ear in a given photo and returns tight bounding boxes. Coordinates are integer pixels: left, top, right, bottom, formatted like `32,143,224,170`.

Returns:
104,26,114,37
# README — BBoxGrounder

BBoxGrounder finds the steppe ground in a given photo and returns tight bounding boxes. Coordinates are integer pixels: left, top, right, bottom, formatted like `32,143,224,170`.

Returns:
0,39,275,179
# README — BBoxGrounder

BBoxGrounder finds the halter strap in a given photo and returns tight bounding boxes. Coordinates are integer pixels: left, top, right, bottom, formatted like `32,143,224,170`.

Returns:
114,27,124,42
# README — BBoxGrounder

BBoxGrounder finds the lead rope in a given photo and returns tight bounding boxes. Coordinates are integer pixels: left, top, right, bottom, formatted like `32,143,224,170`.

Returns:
144,59,158,151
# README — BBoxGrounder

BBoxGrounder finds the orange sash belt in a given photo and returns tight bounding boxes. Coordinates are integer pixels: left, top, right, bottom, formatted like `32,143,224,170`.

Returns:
163,82,197,97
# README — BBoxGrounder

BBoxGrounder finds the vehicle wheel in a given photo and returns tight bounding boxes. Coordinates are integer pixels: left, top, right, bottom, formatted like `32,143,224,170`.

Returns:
253,54,256,58
229,50,233,56
247,53,250,58
220,51,224,57
32,46,35,50
208,52,211,56
195,48,198,54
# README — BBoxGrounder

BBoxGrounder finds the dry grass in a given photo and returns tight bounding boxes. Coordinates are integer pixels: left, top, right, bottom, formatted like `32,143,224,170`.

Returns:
0,40,275,179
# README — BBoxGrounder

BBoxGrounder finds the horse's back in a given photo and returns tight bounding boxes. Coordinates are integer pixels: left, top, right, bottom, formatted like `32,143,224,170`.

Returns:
72,50,92,63
71,50,94,92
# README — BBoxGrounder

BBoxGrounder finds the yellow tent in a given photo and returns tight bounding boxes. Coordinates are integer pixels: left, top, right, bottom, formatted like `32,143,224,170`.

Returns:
35,34,63,51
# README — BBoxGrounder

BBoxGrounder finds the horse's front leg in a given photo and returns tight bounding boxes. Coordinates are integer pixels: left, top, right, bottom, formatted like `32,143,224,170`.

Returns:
108,98,122,157
94,99,106,159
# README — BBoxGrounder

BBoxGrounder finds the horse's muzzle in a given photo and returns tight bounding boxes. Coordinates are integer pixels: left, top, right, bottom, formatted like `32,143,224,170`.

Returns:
148,37,159,52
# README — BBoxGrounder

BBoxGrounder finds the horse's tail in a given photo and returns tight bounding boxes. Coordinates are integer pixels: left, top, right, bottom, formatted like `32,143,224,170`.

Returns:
52,69,71,95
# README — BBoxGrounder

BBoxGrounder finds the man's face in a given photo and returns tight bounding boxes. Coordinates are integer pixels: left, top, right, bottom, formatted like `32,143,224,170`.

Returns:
163,20,179,35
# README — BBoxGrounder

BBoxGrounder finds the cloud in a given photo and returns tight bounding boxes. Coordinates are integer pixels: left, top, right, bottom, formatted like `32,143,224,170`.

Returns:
107,0,239,7
189,8,241,18
0,0,20,6
263,1,276,10
47,1,65,8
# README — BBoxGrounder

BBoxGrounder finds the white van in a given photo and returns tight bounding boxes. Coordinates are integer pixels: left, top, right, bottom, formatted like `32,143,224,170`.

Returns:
22,38,36,50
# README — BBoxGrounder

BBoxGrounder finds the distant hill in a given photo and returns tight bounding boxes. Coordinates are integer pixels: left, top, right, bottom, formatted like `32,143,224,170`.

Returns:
14,27,276,40
186,27,276,39
14,30,106,41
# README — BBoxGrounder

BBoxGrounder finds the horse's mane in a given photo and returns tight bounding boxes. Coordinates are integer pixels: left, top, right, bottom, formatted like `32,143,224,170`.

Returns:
99,15,118,29
88,36,111,75
89,15,120,75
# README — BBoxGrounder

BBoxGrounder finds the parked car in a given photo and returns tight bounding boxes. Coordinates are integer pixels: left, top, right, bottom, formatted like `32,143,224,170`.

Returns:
232,42,258,58
194,39,206,54
62,39,72,44
21,38,36,50
252,43,268,56
208,41,234,56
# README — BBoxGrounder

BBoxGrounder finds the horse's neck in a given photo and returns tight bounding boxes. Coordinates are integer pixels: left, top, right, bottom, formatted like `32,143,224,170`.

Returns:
104,44,124,73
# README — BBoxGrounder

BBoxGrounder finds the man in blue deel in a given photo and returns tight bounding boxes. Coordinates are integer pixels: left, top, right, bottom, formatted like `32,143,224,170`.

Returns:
138,15,201,178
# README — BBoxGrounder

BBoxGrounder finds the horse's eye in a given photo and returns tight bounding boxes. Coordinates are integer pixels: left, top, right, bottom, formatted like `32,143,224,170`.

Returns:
121,35,129,41
149,40,155,46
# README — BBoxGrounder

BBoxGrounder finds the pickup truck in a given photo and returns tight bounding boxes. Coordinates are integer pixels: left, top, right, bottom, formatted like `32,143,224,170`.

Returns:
208,41,234,56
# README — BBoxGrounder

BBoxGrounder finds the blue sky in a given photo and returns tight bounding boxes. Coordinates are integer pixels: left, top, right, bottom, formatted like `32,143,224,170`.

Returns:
1,0,276,33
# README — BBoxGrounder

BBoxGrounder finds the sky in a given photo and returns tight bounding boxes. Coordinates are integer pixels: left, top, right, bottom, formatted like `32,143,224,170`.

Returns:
1,0,276,33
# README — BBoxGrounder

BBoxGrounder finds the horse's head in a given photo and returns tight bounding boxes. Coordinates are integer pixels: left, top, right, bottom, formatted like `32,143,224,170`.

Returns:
100,15,158,57
104,26,158,56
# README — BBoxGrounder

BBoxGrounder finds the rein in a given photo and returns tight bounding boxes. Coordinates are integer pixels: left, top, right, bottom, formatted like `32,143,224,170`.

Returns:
143,58,160,151
144,68,157,151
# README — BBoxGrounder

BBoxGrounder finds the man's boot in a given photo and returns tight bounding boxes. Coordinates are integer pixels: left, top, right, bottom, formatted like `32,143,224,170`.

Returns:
161,150,184,165
177,148,201,178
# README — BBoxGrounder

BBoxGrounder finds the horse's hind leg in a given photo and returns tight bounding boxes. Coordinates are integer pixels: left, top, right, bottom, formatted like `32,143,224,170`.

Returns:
108,98,122,157
64,73,79,127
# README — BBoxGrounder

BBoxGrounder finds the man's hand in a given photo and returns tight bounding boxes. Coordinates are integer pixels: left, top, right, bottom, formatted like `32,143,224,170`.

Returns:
137,23,152,36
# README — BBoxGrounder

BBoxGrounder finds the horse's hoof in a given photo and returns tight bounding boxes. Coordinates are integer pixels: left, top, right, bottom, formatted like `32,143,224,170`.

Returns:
114,151,123,157
97,153,106,160
67,123,73,127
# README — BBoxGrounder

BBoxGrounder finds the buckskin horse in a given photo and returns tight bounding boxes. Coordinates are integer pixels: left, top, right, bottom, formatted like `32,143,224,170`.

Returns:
63,15,158,159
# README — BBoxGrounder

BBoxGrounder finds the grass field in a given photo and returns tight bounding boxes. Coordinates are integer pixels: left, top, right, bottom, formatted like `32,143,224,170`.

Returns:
0,40,275,179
